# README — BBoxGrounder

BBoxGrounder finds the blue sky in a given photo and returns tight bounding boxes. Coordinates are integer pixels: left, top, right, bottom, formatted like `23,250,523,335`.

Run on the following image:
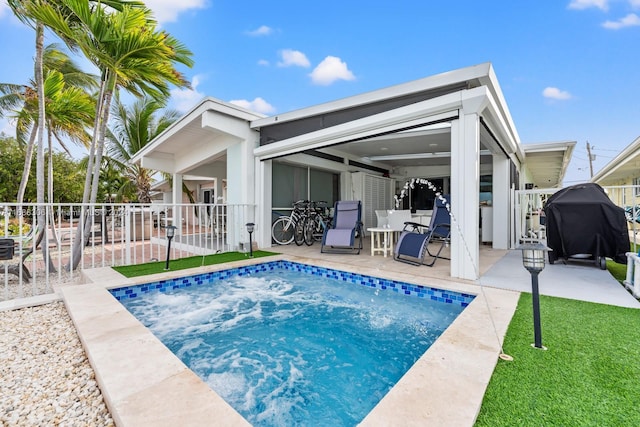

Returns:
1,0,639,185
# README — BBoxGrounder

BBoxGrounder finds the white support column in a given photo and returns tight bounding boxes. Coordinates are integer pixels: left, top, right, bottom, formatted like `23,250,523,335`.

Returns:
450,113,480,280
172,173,183,233
226,134,259,250
492,155,510,249
256,159,273,249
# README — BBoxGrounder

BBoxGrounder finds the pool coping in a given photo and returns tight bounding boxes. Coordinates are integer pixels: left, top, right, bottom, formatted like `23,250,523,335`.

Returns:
59,254,520,426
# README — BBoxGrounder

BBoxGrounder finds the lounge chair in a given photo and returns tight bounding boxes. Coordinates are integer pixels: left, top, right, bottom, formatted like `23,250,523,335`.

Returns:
321,200,363,254
394,195,451,266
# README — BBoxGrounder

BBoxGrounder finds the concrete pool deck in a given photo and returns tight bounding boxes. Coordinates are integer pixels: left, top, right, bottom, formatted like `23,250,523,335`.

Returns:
60,253,520,426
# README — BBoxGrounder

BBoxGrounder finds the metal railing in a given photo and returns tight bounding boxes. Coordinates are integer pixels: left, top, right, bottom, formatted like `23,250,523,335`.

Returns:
1,202,255,302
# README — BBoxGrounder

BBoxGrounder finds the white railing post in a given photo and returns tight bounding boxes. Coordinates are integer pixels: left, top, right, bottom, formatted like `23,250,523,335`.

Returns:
625,252,634,287
624,252,640,298
125,205,132,265
635,256,640,298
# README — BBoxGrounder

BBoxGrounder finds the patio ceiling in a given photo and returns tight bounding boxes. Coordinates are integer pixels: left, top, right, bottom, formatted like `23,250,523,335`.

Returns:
522,141,576,188
314,124,494,168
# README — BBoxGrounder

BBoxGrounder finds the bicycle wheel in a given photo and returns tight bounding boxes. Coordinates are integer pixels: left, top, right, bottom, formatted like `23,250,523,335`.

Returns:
304,217,315,246
294,218,305,246
271,217,294,245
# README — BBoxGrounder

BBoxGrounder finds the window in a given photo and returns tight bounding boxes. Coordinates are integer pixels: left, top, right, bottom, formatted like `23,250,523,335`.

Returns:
634,177,640,197
272,162,339,214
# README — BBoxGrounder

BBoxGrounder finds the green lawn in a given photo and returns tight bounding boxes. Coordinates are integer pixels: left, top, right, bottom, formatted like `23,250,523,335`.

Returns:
112,250,279,277
475,293,640,426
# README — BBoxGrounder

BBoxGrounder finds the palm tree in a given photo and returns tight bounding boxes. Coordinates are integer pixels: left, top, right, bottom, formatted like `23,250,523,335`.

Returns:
25,0,193,269
106,96,179,203
1,49,97,203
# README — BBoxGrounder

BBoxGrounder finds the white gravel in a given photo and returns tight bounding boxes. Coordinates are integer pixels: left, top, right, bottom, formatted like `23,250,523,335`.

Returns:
0,302,114,426
1,267,82,302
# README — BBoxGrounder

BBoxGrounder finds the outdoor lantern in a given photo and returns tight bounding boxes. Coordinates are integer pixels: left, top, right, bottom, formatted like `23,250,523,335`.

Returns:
517,242,551,350
164,225,177,270
246,223,255,258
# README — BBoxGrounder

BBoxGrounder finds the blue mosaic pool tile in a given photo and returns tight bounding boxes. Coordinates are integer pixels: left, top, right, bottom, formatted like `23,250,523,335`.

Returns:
109,260,475,307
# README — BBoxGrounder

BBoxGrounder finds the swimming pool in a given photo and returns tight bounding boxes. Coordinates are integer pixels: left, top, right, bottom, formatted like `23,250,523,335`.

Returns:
111,261,475,426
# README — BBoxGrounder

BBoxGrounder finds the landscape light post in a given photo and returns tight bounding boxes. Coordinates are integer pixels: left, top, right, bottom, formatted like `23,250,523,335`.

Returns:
517,242,550,350
164,225,177,270
246,223,255,258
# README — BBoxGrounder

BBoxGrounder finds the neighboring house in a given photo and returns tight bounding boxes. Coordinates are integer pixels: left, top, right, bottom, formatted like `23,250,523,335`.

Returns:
131,62,574,280
150,177,226,225
591,135,640,209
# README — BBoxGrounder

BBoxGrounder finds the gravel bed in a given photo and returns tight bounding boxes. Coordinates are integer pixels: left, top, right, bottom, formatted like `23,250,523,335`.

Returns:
0,302,114,426
1,268,82,302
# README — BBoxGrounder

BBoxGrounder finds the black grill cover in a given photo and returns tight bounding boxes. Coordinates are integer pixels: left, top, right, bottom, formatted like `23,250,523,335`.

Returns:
544,183,630,264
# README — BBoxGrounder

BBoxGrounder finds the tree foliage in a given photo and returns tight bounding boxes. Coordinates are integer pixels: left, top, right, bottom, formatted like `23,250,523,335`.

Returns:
106,96,179,202
0,135,84,203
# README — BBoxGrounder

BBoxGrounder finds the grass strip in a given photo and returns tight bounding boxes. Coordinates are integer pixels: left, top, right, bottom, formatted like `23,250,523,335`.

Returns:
112,250,279,278
475,293,640,426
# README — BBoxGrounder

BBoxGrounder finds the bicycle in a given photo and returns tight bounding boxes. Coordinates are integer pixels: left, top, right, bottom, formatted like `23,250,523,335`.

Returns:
303,201,332,246
271,200,308,245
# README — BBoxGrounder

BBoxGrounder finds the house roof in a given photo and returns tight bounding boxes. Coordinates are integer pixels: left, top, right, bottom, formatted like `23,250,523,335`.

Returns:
591,136,640,185
252,62,517,139
130,97,265,169
252,62,526,165
522,141,576,188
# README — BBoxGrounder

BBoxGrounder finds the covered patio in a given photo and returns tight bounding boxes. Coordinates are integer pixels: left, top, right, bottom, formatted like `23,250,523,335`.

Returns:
130,62,575,282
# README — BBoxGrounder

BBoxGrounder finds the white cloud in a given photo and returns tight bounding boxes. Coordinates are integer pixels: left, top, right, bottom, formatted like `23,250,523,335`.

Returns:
246,25,273,36
631,0,640,8
0,2,10,19
170,75,206,113
543,87,572,100
277,49,310,68
144,0,208,24
0,118,16,137
602,12,640,28
229,97,275,114
257,59,270,66
568,0,609,10
309,56,356,86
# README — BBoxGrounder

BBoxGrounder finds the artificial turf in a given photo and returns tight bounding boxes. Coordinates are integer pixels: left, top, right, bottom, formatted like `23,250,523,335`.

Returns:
607,242,638,284
475,293,640,426
112,250,279,277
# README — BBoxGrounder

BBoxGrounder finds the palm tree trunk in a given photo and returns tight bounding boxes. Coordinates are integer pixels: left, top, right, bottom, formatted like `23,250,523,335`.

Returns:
47,128,60,249
89,86,114,205
17,122,37,203
34,23,56,274
68,75,113,271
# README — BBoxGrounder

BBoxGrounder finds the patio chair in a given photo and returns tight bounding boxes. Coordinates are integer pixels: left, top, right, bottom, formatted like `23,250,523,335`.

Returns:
321,200,363,254
394,195,451,266
374,210,388,228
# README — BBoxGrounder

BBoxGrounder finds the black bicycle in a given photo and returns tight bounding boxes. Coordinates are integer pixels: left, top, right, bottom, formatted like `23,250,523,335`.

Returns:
302,201,332,246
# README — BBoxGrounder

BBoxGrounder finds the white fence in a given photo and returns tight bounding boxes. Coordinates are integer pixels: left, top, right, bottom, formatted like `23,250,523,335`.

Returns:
514,185,640,247
1,203,254,302
624,252,640,298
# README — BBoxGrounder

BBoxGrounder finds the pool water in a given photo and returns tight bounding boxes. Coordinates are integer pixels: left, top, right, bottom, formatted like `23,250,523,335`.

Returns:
114,262,473,426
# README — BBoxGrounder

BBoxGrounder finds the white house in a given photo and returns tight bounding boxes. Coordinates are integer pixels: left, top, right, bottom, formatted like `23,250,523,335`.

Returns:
131,62,574,280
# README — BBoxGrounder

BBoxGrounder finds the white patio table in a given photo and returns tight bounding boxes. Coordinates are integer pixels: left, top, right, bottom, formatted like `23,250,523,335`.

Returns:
367,227,395,257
